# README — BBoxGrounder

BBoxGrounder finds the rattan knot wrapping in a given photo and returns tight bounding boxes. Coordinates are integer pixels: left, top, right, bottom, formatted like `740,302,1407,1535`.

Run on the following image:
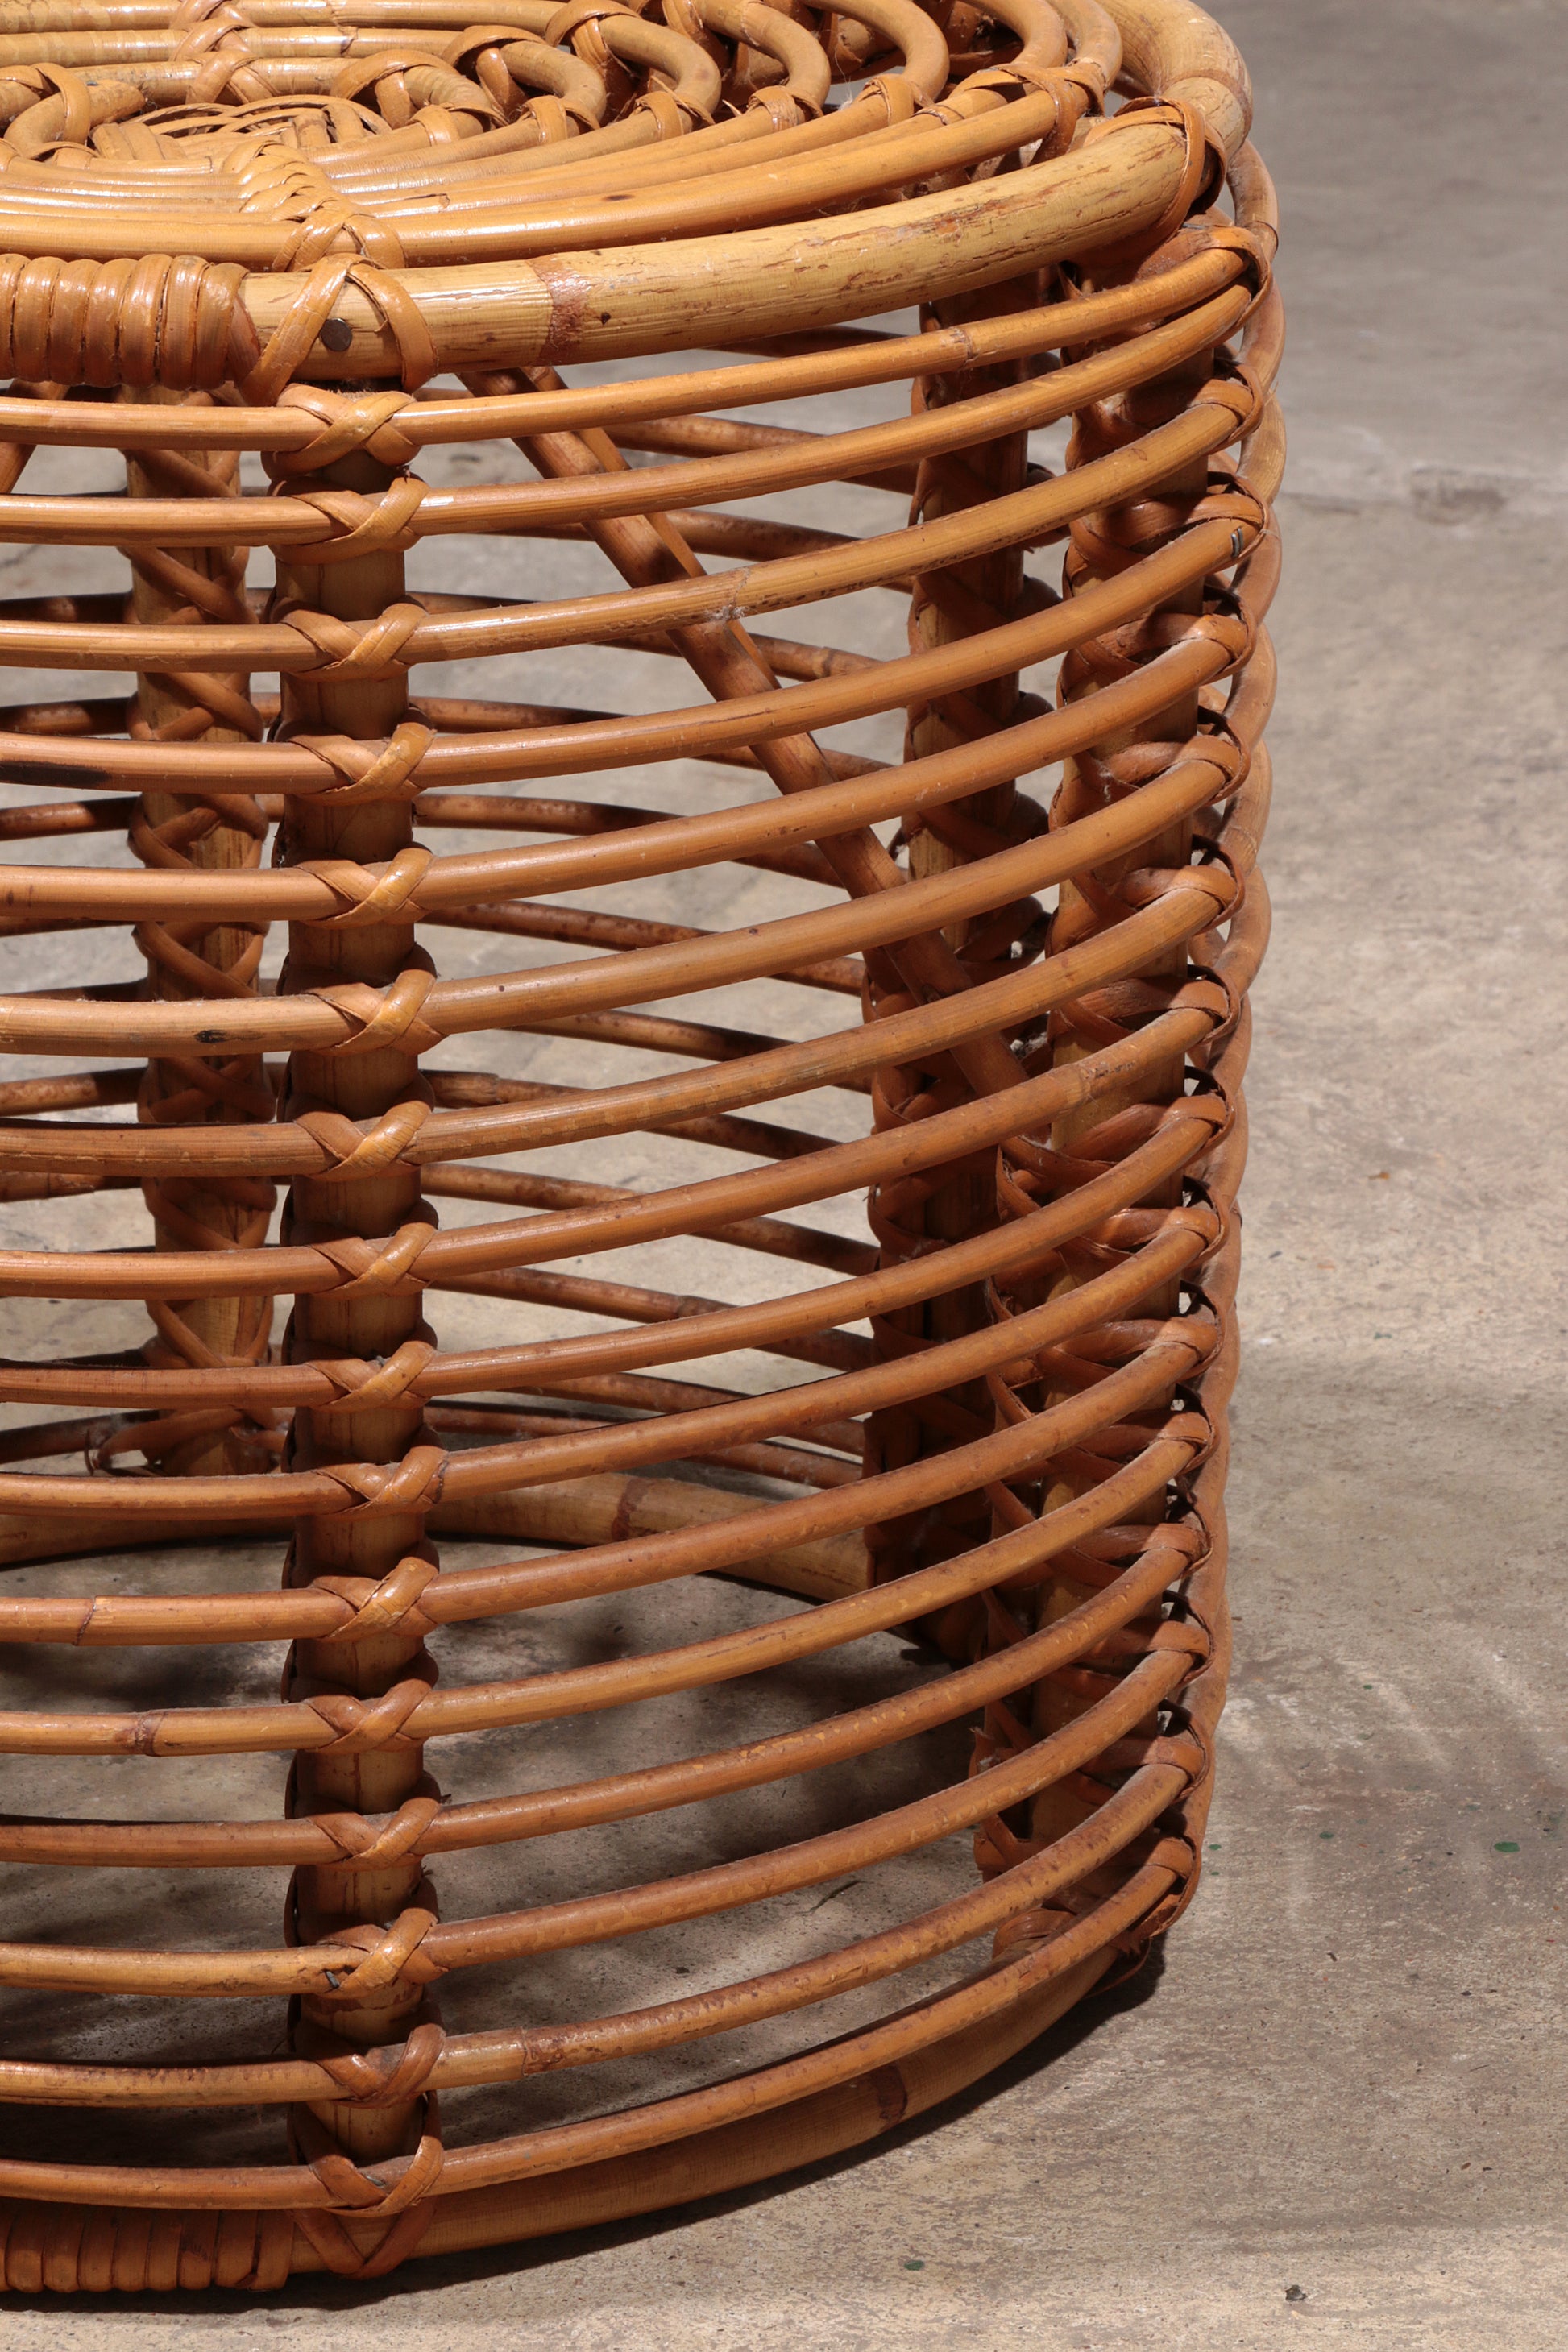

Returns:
0,0,1280,2291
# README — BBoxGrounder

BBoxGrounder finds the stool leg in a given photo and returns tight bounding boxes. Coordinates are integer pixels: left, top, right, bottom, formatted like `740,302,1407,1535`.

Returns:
867,274,1039,1624
122,388,276,1479
1030,272,1218,1855
271,449,439,2167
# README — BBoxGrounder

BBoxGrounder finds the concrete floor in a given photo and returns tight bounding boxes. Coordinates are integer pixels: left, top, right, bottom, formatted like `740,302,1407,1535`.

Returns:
3,0,1566,2342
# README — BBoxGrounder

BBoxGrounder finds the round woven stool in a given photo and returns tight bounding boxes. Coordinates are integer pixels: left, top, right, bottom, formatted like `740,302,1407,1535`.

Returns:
0,0,1280,2292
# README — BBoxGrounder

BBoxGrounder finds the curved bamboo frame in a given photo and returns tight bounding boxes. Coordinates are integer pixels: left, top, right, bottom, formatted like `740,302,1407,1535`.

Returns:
0,0,1280,2292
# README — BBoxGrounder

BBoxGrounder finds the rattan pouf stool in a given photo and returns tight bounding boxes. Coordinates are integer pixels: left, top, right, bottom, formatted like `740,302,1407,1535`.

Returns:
0,0,1280,2290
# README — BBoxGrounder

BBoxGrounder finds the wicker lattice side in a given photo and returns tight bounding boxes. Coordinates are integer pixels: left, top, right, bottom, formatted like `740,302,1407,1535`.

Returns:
0,0,1280,2289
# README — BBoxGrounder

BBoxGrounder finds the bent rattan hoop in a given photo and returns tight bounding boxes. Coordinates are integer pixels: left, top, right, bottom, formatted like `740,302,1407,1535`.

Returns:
0,0,1280,2292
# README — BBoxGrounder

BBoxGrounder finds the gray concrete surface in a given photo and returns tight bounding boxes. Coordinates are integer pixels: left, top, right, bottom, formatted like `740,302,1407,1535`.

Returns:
2,1,1566,2343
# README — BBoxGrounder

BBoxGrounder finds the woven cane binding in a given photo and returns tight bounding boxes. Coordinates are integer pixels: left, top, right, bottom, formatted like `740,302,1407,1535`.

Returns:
0,0,1280,2289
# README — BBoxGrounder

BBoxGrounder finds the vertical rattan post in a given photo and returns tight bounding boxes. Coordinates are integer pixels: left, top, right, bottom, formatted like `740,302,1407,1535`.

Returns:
866,269,1039,1632
124,387,275,1478
1030,209,1221,1859
272,446,439,2168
